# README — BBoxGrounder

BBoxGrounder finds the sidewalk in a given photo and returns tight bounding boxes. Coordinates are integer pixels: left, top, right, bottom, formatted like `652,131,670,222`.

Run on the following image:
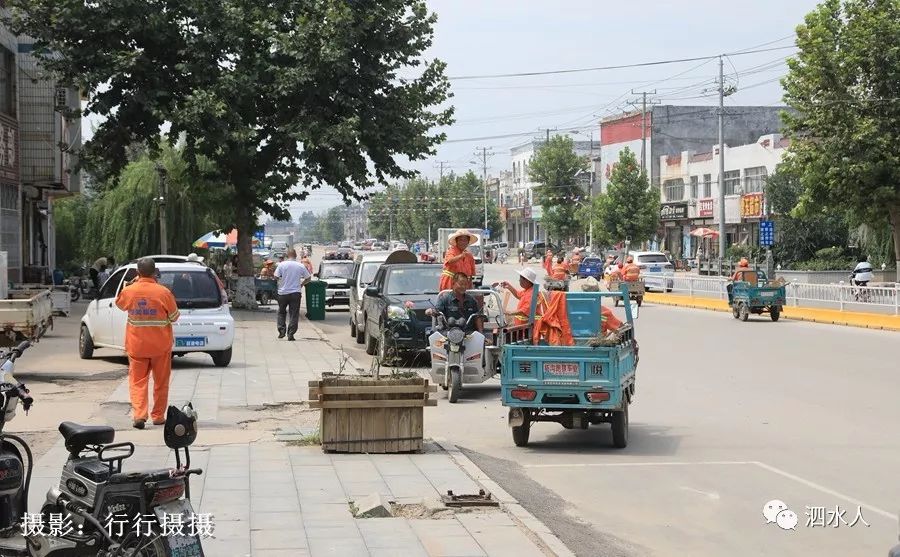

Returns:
644,292,900,331
26,310,567,557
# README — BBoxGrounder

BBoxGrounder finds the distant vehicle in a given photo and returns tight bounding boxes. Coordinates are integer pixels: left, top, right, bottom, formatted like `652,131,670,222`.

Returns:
339,240,353,249
392,242,409,252
487,241,510,259
629,251,674,292
577,257,604,279
271,240,288,255
523,241,560,261
361,262,442,361
317,259,355,308
79,262,234,366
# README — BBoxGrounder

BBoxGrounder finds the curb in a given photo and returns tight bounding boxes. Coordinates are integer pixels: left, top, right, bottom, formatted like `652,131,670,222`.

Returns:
643,294,900,332
433,437,575,557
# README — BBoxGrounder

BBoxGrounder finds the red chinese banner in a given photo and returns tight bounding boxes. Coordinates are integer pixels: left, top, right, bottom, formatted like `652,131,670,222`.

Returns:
741,193,764,218
699,198,714,218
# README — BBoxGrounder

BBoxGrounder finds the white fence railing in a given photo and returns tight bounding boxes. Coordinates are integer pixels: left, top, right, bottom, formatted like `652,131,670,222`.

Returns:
664,276,900,315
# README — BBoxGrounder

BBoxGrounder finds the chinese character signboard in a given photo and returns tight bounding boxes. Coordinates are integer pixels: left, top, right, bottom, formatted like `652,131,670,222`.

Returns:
760,220,775,247
0,118,18,183
741,193,764,219
660,203,688,220
698,199,714,218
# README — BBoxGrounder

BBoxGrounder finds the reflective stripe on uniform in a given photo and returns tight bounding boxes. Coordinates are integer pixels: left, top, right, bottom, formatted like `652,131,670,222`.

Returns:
127,319,173,327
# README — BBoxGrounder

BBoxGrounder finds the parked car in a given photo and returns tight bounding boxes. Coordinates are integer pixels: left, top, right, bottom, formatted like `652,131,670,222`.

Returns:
349,250,416,343
317,258,356,307
79,262,235,366
488,241,510,259
577,257,605,279
523,241,560,261
630,251,675,292
361,262,442,361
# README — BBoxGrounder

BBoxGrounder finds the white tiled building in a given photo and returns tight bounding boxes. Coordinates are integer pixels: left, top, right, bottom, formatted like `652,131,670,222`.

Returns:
657,134,788,259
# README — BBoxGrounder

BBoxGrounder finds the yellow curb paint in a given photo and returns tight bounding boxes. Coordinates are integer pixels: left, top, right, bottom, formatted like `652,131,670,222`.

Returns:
644,293,900,332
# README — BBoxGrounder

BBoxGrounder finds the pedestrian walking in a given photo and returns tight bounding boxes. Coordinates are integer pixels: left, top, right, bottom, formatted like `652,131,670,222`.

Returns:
115,258,180,430
274,248,311,341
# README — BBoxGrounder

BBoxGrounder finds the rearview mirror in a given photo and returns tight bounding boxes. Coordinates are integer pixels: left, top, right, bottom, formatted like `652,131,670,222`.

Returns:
365,286,380,297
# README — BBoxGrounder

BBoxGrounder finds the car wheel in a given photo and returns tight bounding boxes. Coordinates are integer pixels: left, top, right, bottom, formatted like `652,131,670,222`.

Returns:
79,325,94,359
365,327,378,356
211,348,232,367
611,400,629,449
770,306,781,322
350,318,358,339
512,410,531,447
738,302,750,322
355,319,366,344
448,368,462,403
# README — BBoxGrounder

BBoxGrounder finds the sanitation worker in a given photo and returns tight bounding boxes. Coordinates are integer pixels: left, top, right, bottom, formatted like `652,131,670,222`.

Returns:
116,258,180,430
498,268,547,325
439,229,478,292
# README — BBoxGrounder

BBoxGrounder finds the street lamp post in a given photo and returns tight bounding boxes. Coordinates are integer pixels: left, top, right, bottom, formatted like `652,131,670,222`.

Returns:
155,163,168,255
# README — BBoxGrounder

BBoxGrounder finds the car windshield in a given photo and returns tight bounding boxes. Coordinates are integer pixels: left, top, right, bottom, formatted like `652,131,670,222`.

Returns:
157,270,222,309
638,254,669,264
360,261,384,285
386,267,442,295
582,258,602,265
320,263,354,279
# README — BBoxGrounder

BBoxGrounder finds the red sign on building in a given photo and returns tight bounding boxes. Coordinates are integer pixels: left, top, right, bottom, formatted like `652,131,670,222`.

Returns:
699,198,714,218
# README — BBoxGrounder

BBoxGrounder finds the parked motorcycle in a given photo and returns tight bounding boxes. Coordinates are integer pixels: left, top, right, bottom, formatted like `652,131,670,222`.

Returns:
66,274,95,302
0,341,205,556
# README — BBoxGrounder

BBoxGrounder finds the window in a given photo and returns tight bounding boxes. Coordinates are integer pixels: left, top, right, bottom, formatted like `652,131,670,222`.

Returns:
320,262,354,279
637,254,669,264
689,176,699,199
724,170,741,195
744,166,767,193
359,261,383,285
703,174,712,198
0,48,13,116
98,269,127,300
385,267,442,295
157,269,223,308
0,183,19,277
663,179,684,201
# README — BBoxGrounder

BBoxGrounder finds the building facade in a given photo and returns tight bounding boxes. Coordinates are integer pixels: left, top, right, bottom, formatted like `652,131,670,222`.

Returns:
503,138,598,247
343,202,368,241
0,25,20,282
657,134,788,259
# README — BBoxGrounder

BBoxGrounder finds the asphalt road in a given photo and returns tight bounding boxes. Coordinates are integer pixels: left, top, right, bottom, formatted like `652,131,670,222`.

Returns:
308,248,900,557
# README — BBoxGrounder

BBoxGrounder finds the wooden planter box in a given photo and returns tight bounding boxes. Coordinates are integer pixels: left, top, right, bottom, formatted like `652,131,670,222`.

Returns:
308,375,437,453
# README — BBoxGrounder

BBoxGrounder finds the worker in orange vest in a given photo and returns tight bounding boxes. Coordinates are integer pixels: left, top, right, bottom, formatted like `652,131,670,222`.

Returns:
731,257,752,280
499,268,547,325
569,248,583,275
543,249,554,276
622,256,641,282
533,289,574,346
551,255,569,280
440,229,478,292
115,258,180,429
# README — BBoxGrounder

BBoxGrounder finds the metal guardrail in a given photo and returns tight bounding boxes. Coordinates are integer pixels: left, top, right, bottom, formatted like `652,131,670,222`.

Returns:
665,275,900,315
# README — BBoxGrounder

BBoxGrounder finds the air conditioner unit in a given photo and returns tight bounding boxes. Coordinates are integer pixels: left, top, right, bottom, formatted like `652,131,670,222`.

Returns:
54,88,67,109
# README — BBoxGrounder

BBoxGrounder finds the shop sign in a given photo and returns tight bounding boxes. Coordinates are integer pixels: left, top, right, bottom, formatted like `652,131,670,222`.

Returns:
741,193,764,219
0,122,16,171
698,198,714,218
660,202,688,220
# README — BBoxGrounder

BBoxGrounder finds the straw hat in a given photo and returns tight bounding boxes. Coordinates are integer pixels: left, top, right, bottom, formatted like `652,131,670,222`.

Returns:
448,229,479,245
516,268,538,284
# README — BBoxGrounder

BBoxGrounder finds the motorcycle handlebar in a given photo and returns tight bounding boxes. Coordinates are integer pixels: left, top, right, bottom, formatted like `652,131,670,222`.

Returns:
8,340,31,361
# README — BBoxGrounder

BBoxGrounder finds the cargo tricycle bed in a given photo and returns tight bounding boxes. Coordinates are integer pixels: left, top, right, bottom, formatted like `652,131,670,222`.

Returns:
501,287,638,448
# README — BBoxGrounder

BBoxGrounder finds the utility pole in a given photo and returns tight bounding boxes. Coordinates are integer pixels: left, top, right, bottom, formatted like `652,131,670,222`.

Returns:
629,90,658,173
474,147,494,232
434,160,450,182
717,55,726,276
155,163,168,254
537,127,557,144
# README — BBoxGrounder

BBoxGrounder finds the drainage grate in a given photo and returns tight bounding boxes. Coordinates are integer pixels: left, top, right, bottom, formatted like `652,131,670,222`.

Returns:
440,489,499,507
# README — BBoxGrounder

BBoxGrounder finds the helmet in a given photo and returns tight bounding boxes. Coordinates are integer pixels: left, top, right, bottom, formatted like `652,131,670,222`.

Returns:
164,402,198,449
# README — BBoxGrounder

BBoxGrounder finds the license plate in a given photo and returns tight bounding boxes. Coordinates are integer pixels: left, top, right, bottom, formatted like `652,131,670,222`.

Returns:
543,362,578,376
761,291,775,298
175,337,207,348
154,500,205,556
649,266,661,272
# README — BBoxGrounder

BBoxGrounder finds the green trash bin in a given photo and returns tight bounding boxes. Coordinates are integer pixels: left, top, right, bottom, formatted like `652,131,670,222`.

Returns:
305,280,327,320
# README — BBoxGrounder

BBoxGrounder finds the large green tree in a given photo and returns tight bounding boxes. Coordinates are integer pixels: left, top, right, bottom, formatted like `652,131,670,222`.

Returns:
528,135,589,244
781,0,900,277
591,148,659,246
317,206,347,244
765,168,849,267
9,0,453,306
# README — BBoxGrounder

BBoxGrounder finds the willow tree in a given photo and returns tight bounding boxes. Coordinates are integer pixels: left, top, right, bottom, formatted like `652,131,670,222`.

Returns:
9,0,454,307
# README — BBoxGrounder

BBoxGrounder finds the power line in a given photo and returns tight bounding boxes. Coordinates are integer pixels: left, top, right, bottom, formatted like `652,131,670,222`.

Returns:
446,45,796,81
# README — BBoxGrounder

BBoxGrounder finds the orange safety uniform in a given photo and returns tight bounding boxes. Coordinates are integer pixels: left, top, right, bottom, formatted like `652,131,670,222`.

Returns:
509,285,546,324
601,306,623,335
543,251,554,275
301,257,314,275
568,253,583,275
533,290,574,346
622,263,641,282
551,262,569,281
439,245,476,291
731,265,752,281
115,277,180,423
259,263,275,278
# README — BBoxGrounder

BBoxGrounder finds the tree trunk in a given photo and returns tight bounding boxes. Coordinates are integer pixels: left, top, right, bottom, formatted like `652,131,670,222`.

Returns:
890,203,900,283
232,203,258,309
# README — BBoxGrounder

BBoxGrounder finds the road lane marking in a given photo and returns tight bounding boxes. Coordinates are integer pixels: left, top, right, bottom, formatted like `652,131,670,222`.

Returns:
524,460,898,522
680,486,721,500
753,461,897,521
524,461,756,468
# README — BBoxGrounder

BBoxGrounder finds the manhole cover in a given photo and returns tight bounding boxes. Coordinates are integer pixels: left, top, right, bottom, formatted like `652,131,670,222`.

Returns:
440,489,499,508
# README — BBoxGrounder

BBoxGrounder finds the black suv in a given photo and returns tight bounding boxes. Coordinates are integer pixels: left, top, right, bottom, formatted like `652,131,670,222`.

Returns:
523,241,560,260
361,263,442,362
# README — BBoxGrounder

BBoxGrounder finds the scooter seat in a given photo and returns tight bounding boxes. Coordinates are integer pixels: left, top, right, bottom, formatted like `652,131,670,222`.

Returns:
59,421,115,455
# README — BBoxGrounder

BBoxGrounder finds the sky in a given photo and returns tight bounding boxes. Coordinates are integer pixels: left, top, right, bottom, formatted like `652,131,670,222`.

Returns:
83,0,823,219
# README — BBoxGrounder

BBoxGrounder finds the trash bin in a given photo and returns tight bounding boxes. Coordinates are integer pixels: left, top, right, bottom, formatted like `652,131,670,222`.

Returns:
305,280,326,320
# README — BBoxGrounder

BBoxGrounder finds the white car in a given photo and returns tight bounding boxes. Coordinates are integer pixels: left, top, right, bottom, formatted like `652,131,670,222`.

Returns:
629,251,675,292
79,261,235,366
